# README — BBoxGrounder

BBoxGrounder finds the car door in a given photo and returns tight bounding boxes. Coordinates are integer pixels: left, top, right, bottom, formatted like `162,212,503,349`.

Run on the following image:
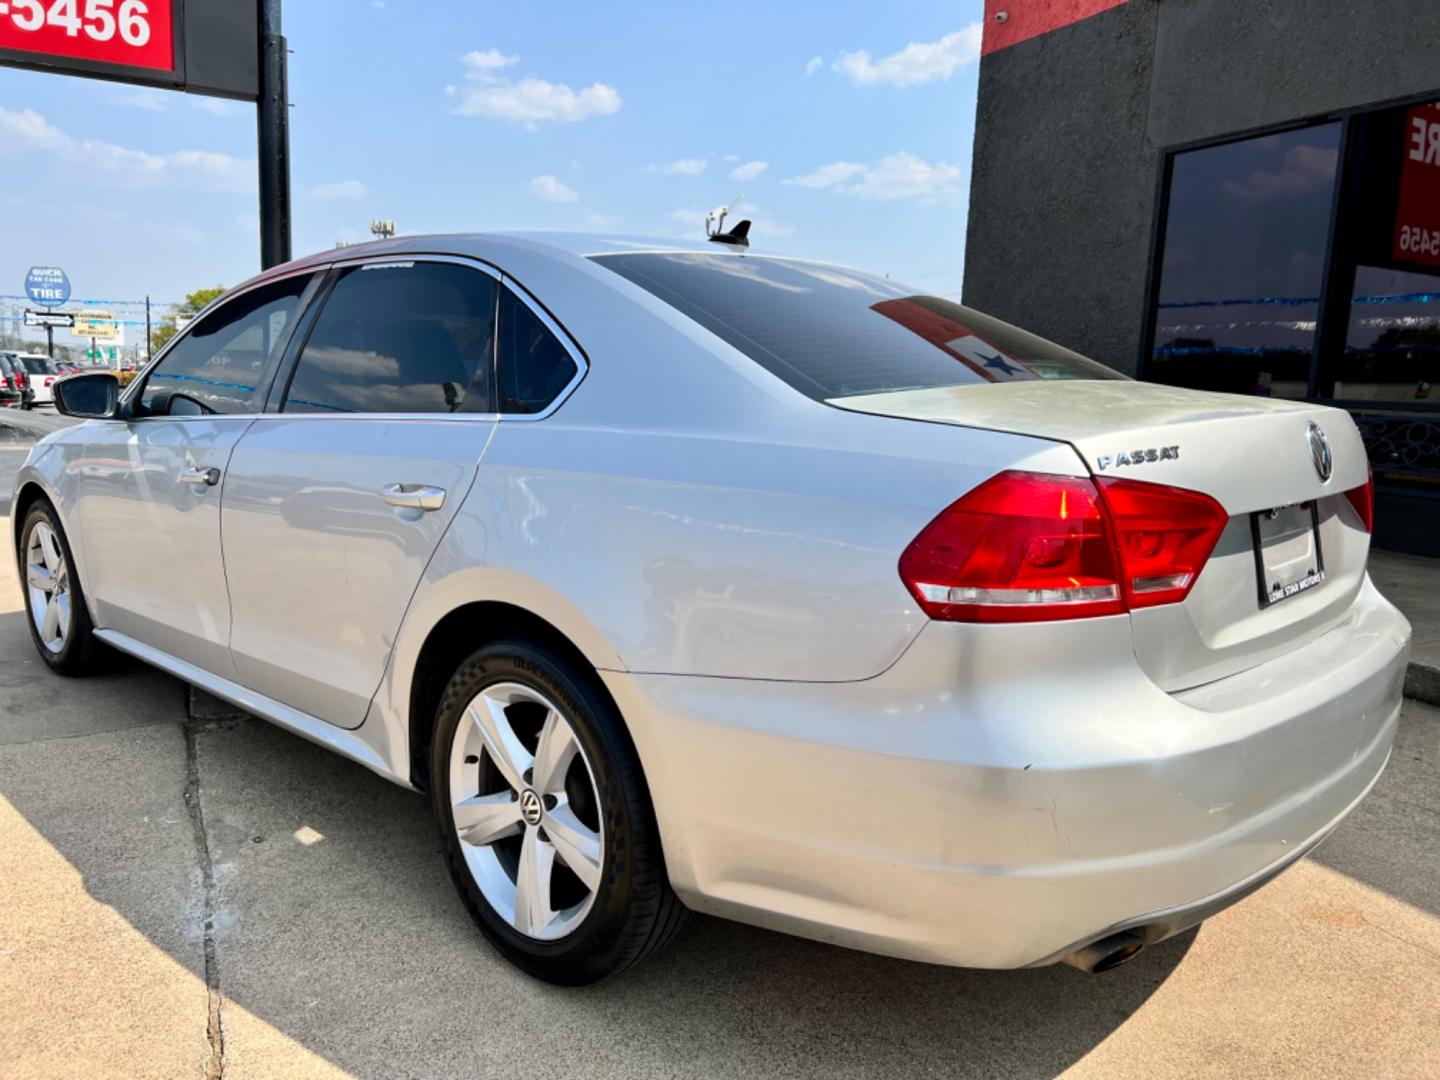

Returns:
220,256,502,728
67,271,318,675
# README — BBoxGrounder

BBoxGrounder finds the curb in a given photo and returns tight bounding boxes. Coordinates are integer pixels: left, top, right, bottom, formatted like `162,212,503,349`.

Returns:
0,409,72,438
1407,661,1440,709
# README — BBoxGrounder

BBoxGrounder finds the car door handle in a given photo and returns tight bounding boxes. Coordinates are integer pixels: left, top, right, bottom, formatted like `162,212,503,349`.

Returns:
381,483,447,512
181,467,222,488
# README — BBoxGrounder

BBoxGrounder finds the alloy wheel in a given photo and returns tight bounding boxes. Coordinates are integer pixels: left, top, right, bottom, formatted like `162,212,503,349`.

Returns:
448,681,605,941
25,521,71,655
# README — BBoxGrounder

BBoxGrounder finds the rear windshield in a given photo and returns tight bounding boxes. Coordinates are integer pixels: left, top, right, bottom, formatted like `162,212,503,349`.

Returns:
19,356,51,375
590,252,1121,400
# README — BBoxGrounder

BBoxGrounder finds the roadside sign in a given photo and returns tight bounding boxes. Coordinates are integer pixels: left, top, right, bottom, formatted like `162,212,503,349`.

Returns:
24,310,76,328
24,266,70,307
74,309,119,341
0,1,259,100
0,0,175,75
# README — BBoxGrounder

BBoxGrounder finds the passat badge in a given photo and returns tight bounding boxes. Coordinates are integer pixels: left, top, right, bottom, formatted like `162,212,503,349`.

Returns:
1306,422,1333,483
1095,445,1180,471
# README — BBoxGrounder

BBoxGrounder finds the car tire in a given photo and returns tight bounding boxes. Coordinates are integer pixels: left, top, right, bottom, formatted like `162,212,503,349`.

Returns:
18,501,104,676
430,638,688,985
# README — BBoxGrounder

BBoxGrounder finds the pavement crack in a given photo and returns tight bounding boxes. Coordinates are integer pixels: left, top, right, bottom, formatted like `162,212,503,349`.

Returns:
183,719,225,1080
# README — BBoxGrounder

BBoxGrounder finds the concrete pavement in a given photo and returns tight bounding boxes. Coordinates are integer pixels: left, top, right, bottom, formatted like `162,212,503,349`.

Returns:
1,430,1439,1078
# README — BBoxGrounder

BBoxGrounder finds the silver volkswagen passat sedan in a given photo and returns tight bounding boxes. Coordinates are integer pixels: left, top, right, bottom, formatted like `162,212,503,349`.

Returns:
13,233,1409,984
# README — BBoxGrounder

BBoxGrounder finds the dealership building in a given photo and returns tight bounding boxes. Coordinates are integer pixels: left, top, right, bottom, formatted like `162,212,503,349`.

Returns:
963,0,1440,555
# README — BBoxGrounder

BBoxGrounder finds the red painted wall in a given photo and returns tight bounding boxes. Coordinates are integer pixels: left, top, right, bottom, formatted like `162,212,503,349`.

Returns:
982,0,1130,55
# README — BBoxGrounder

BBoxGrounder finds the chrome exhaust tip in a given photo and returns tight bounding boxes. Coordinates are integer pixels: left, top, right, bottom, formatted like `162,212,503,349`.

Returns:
1063,931,1145,974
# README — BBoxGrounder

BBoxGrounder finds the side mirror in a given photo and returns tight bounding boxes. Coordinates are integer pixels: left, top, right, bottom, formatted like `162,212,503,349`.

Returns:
53,372,121,419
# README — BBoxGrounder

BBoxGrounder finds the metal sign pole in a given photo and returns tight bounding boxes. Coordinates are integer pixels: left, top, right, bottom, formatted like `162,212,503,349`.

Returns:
258,0,292,270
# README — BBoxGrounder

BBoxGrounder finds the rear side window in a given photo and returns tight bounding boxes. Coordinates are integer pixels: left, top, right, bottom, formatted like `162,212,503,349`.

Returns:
142,276,309,415
591,252,1121,400
283,262,497,414
497,287,578,414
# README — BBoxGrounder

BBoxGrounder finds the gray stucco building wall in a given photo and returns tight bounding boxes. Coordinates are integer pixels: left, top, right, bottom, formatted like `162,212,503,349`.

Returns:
963,0,1440,374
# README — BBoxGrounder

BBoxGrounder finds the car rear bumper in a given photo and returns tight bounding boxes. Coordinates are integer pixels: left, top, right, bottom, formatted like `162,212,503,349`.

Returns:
604,575,1409,968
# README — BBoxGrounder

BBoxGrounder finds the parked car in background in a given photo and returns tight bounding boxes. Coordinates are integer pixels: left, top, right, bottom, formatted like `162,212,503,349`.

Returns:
15,354,61,409
0,352,28,407
11,233,1409,986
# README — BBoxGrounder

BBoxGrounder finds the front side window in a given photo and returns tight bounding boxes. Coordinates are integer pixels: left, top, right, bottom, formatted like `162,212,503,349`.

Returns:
497,287,578,414
141,276,310,415
1148,122,1342,398
591,252,1118,401
283,262,497,414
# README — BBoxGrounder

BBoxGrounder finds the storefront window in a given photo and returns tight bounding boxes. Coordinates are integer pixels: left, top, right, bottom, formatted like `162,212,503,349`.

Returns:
1148,122,1342,398
1337,265,1439,404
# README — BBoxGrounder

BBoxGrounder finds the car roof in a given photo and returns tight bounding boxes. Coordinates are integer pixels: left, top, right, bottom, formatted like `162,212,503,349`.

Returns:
260,230,799,280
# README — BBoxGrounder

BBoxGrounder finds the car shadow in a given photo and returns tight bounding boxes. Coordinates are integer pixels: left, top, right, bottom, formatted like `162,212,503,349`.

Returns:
0,616,1195,1079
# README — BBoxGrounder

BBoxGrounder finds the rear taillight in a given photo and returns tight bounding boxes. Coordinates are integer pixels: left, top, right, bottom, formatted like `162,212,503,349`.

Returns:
1344,466,1374,533
899,470,1228,623
1095,477,1228,609
899,472,1124,623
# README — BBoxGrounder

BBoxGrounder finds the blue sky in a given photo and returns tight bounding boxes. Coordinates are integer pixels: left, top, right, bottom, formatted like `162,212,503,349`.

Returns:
1,0,982,340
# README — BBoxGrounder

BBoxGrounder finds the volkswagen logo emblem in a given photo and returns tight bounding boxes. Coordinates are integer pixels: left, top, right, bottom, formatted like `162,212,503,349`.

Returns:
520,788,543,827
1306,422,1333,483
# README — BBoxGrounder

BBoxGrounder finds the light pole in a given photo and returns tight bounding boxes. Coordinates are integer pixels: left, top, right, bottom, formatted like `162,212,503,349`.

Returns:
259,0,292,269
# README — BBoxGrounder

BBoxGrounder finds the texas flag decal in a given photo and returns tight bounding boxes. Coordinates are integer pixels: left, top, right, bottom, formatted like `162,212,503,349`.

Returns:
870,297,1038,382
943,335,1034,381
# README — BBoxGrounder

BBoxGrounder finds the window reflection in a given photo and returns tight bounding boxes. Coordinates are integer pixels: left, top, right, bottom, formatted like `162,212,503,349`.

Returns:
1149,123,1342,398
1338,265,1439,403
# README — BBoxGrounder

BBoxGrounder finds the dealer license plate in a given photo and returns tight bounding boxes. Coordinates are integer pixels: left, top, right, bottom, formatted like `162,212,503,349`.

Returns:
1251,502,1325,608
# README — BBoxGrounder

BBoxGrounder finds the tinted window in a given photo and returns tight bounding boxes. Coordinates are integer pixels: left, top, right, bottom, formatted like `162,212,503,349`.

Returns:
142,276,309,415
1149,123,1342,398
283,262,497,414
497,287,578,414
20,356,52,375
592,253,1117,400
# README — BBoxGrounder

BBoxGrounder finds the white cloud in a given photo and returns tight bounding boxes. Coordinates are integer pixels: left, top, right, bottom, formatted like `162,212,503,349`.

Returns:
113,88,168,111
191,97,239,117
310,179,368,200
783,161,867,189
730,160,768,181
584,211,620,227
0,104,253,192
662,157,707,176
805,55,823,76
530,174,579,203
452,51,620,128
0,107,70,152
833,26,982,87
784,151,962,202
1222,144,1339,201
461,48,519,75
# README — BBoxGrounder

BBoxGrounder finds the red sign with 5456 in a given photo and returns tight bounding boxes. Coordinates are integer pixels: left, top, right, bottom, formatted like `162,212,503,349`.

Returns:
0,0,173,74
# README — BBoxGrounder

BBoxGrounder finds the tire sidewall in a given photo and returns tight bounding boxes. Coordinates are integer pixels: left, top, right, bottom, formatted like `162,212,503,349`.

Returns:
19,502,87,674
431,641,645,982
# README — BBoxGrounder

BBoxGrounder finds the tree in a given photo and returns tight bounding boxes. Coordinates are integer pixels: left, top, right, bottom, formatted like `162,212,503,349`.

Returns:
149,285,227,354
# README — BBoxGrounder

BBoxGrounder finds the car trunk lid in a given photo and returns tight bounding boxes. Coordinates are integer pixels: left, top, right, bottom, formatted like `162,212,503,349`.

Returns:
835,380,1373,691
